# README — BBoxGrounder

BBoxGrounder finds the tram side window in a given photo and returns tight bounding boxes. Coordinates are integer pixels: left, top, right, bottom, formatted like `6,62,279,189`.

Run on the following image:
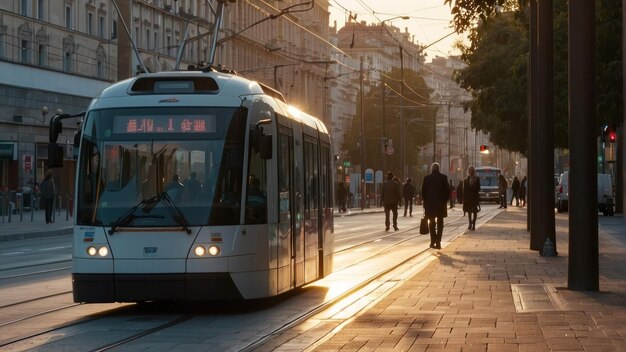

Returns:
245,149,267,224
303,140,319,217
77,141,103,225
277,132,292,222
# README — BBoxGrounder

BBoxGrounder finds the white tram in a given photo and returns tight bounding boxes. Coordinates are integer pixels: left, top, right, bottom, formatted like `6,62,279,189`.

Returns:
49,70,334,302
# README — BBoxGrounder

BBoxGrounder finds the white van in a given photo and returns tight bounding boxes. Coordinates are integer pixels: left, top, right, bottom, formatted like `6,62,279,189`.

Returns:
555,171,569,212
598,173,614,216
555,171,614,216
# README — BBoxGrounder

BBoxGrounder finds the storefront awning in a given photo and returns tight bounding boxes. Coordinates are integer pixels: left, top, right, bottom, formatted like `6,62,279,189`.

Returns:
0,142,17,160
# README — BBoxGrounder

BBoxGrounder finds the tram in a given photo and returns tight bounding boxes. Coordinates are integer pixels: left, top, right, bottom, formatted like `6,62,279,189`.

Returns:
474,166,502,202
48,70,334,302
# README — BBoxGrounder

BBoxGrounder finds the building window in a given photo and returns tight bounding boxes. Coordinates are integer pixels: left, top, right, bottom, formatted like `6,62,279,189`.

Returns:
37,0,44,20
38,44,46,66
21,40,29,63
154,32,158,52
99,16,105,38
97,60,104,79
146,29,150,49
167,36,171,56
0,36,4,59
21,0,29,16
88,13,94,35
111,20,117,40
64,52,72,72
65,6,72,29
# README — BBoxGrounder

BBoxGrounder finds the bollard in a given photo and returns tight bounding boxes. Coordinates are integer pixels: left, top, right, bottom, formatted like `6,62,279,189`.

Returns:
19,193,23,222
30,191,34,222
541,238,557,257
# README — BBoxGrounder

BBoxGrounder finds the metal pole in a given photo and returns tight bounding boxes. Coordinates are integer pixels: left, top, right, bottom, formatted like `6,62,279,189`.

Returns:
529,0,539,244
360,57,366,210
433,108,437,163
568,0,598,290
382,81,386,172
400,44,405,179
537,0,556,254
448,102,452,179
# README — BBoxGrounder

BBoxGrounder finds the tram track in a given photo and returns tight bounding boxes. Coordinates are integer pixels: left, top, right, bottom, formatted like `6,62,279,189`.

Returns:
240,208,500,351
0,208,500,351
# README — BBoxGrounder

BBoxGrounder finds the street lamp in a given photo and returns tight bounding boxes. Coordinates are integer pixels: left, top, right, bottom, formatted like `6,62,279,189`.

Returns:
39,106,48,123
380,16,409,179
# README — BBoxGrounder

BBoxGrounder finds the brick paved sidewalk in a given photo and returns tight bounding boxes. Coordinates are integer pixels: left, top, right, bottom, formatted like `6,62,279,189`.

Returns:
300,207,626,351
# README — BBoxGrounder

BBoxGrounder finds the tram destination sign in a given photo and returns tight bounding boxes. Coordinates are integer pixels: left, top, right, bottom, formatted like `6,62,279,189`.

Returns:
113,115,217,134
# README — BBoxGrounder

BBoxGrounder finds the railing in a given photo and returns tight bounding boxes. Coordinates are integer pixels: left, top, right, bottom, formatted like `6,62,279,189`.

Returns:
0,191,73,223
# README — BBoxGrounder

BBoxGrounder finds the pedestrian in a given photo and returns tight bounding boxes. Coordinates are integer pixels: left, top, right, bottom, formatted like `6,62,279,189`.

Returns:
449,179,456,209
421,163,449,249
456,180,464,204
463,166,481,230
510,176,520,206
402,178,416,217
336,183,347,212
165,174,184,200
380,171,402,231
519,176,527,207
40,170,56,224
183,172,202,201
498,174,508,209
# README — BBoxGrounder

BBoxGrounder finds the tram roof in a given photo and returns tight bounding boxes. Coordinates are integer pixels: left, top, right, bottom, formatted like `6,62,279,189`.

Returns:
90,70,328,135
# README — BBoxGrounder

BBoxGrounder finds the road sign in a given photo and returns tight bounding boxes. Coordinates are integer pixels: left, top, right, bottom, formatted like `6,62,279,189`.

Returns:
385,146,394,155
365,168,374,183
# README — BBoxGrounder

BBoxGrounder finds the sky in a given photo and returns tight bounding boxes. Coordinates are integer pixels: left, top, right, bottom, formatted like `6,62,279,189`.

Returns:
328,0,466,61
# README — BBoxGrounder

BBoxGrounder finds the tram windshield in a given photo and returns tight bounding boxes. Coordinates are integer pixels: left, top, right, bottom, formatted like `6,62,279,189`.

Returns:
475,168,501,187
76,106,246,227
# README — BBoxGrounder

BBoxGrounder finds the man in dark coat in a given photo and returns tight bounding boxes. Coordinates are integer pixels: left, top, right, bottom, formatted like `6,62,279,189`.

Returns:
402,178,416,217
421,163,449,249
380,171,402,231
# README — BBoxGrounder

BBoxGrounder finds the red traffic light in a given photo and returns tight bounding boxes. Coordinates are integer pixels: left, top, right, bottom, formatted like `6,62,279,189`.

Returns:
479,144,488,153
609,131,617,142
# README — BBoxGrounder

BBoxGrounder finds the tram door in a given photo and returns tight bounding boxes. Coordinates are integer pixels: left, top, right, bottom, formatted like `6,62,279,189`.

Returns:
291,123,305,287
277,124,304,292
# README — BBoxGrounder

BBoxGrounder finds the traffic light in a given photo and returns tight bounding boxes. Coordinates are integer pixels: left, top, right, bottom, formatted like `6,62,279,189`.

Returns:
479,144,489,154
602,125,617,143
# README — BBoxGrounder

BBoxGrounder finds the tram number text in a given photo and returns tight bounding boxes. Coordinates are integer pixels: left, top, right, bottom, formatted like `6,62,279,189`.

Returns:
143,247,158,257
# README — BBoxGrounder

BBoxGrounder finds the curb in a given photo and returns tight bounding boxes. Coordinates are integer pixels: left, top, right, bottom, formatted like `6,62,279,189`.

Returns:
0,227,73,242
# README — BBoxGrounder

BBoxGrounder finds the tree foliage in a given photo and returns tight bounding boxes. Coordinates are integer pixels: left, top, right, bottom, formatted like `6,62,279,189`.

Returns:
451,0,622,155
341,67,435,179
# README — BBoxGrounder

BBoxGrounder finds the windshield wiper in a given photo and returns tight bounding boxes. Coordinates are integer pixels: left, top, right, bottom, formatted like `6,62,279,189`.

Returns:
108,192,193,235
158,191,193,235
108,195,164,235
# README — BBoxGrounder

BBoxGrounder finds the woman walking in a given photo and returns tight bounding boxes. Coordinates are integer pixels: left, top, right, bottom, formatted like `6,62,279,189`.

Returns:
463,166,481,230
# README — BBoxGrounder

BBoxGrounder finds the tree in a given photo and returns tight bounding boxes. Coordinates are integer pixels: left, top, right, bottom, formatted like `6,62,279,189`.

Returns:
341,67,435,180
452,0,621,154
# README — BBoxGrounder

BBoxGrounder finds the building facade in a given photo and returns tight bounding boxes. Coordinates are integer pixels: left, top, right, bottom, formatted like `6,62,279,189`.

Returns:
0,0,337,205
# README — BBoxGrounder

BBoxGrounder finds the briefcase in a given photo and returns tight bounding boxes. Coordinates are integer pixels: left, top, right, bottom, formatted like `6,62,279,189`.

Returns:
419,217,429,235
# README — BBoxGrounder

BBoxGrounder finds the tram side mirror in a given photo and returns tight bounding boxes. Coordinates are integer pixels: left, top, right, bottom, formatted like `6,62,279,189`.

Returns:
48,143,64,168
260,135,272,160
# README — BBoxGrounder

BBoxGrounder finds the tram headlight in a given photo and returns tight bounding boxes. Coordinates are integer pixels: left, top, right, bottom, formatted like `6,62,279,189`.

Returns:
87,246,109,257
194,245,206,256
207,245,221,256
98,246,109,257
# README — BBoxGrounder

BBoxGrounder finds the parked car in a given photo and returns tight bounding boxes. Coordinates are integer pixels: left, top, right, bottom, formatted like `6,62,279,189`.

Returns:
555,171,614,216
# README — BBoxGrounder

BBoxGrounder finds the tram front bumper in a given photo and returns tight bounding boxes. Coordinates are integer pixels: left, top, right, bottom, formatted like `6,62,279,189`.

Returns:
72,273,243,303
